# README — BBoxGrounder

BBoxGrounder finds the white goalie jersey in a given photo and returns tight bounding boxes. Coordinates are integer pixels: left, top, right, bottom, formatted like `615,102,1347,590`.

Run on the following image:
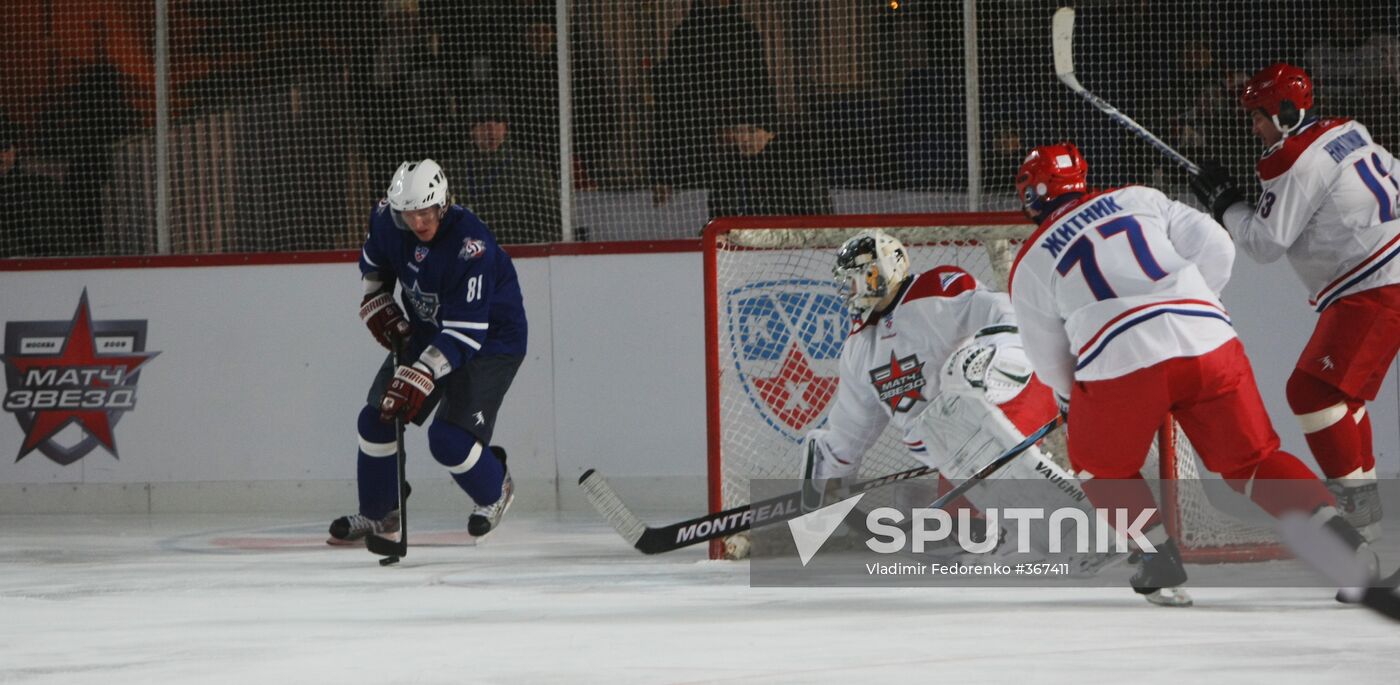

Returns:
1220,118,1400,312
814,266,1028,468
809,264,1103,570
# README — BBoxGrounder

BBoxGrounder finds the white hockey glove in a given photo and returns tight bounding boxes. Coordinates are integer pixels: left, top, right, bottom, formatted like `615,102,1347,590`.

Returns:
941,327,1035,405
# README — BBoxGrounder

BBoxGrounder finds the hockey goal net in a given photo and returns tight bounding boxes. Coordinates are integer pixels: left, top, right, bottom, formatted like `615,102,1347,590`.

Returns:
703,213,1288,563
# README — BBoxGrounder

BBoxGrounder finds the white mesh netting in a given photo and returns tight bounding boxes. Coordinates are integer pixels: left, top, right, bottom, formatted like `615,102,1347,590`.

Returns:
2,2,1395,257
706,218,1286,562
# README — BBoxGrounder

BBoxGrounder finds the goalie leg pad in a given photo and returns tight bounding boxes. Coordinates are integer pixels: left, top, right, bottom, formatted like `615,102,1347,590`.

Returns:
428,420,506,505
916,392,1108,566
357,404,399,519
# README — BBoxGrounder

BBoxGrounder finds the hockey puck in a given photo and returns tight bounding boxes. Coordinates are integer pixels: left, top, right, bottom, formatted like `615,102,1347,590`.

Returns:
379,556,400,567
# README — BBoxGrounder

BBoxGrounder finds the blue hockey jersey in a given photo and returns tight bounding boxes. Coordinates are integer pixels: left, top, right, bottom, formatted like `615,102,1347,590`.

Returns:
359,201,528,373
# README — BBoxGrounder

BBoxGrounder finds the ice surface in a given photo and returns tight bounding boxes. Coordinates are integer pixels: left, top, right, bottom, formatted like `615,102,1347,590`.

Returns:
1,512,1396,684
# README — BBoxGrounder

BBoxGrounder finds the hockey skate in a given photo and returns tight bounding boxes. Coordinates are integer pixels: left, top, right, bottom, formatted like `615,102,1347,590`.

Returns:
327,509,400,546
469,472,515,538
1327,479,1383,543
1318,514,1384,605
328,482,410,545
1129,538,1193,607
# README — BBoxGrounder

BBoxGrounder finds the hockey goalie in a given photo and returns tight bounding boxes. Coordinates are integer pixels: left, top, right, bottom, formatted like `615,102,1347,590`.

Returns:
800,230,1127,585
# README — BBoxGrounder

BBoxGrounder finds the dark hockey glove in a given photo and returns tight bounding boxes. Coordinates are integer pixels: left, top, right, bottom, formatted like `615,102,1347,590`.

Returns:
380,362,435,423
1187,161,1246,224
360,292,411,351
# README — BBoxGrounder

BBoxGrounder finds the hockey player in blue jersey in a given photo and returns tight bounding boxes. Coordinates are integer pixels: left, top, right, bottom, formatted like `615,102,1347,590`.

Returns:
329,159,528,545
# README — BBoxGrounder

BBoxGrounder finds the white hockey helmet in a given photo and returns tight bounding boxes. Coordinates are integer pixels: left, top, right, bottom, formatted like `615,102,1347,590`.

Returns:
386,159,449,230
833,229,910,317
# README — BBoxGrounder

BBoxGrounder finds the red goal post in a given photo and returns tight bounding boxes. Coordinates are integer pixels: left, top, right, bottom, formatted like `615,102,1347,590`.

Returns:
702,213,1288,563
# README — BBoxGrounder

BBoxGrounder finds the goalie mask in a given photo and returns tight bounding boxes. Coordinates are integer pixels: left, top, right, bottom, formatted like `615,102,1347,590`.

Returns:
1016,142,1088,223
1241,63,1313,135
386,159,449,230
833,229,910,317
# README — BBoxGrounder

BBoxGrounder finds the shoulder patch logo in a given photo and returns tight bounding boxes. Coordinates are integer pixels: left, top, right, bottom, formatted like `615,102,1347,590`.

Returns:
939,271,966,290
460,238,486,261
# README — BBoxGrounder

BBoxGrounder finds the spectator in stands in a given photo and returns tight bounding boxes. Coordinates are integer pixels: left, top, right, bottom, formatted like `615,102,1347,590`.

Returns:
0,114,46,258
62,47,139,256
980,125,1026,198
504,5,561,175
1306,0,1400,149
446,95,560,245
651,0,776,208
899,5,967,192
506,3,621,190
1161,40,1252,182
363,1,450,190
709,121,831,219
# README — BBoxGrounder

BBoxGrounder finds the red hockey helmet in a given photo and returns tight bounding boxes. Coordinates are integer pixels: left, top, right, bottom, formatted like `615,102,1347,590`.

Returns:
1241,63,1313,131
1016,142,1088,220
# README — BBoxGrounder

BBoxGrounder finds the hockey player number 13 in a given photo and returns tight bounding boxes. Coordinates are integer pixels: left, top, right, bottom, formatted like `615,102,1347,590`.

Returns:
1055,216,1168,301
1354,153,1400,223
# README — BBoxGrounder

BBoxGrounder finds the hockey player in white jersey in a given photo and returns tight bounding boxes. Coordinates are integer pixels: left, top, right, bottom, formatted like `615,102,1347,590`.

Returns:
1188,63,1400,540
801,229,1112,578
1011,141,1375,605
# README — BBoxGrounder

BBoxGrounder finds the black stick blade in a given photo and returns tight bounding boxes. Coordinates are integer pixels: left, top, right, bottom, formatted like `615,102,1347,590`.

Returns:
366,532,406,559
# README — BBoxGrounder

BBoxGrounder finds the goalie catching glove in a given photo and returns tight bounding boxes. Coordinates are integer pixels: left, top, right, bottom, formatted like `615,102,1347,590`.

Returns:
360,291,412,351
941,327,1036,405
380,362,435,423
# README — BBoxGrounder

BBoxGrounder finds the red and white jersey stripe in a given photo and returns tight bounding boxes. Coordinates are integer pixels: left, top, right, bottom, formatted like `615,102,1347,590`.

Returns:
1009,185,1238,398
1221,118,1400,311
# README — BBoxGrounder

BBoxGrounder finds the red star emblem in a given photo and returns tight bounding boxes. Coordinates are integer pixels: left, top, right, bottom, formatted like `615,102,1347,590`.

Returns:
2,292,157,460
751,344,838,430
876,351,925,412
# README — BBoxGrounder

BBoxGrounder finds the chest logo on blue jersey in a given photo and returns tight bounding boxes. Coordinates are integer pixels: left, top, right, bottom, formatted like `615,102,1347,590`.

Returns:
870,351,926,413
459,238,486,261
725,279,845,442
405,281,440,324
414,246,430,263
1,290,159,465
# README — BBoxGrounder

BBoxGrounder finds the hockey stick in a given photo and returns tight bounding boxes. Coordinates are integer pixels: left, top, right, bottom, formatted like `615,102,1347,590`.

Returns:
1051,7,1200,175
923,416,1062,511
579,417,1060,555
367,342,409,565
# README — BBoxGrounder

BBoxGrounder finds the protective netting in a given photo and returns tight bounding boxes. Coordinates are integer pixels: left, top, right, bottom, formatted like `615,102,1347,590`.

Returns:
706,218,1285,562
2,1,1396,257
